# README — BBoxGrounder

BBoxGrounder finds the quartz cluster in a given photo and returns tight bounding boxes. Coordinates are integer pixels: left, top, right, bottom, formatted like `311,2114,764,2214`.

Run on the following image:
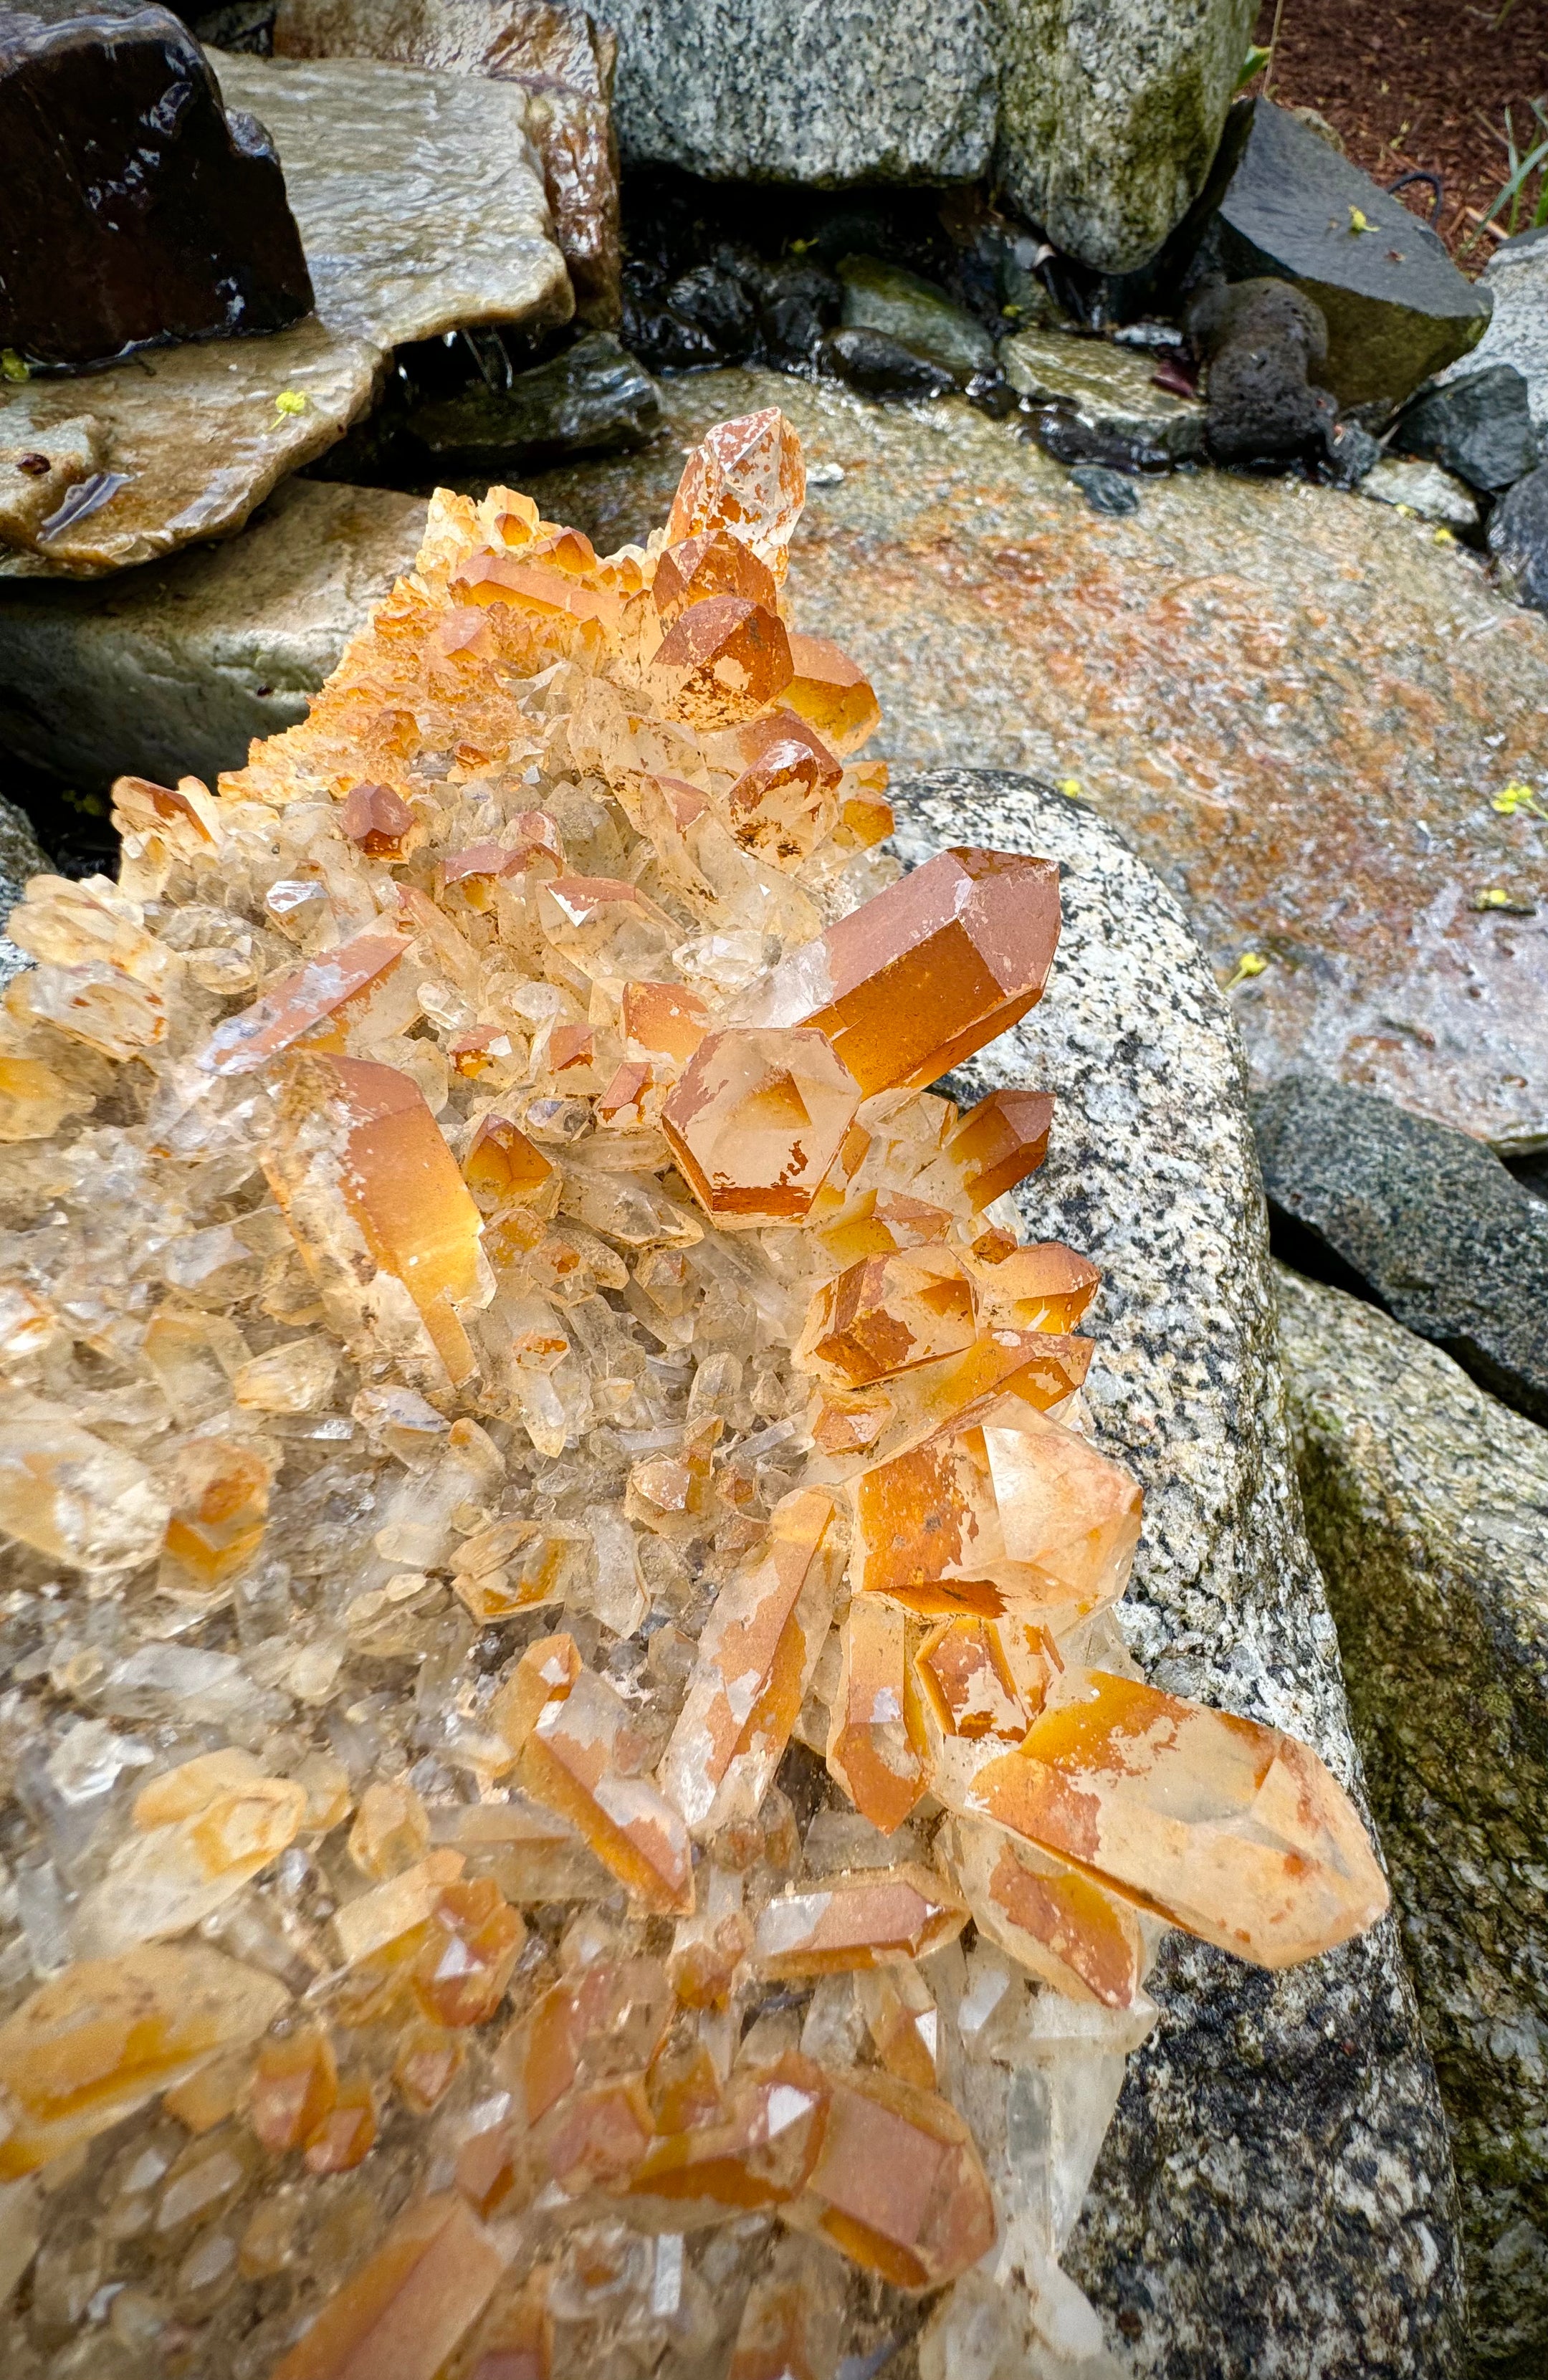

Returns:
0,407,1388,2380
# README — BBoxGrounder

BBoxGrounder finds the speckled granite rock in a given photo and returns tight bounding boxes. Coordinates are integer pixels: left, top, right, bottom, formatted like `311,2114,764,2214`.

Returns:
1436,226,1548,439
990,0,1256,274
0,51,568,575
525,365,1548,1151
1277,1266,1548,2375
605,0,997,183
1256,1074,1548,1428
893,772,1463,2379
0,478,426,793
0,795,47,992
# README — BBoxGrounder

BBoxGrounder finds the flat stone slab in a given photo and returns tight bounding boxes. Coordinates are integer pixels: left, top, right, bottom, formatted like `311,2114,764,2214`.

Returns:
1001,326,1205,458
0,477,427,792
896,772,1461,2378
527,367,1548,1150
1277,1266,1548,2371
0,51,567,576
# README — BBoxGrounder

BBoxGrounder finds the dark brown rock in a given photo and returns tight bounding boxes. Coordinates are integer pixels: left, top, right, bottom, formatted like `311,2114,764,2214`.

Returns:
0,0,312,371
273,0,620,325
1188,277,1337,467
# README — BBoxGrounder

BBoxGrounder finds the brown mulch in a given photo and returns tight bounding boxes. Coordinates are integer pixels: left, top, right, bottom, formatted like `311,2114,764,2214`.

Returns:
1250,0,1548,266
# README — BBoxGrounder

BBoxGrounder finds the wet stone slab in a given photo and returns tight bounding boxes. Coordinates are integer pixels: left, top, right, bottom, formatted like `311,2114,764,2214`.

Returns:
528,367,1548,1150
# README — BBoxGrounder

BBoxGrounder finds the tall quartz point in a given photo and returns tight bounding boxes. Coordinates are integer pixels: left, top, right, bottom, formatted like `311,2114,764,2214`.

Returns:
0,400,1395,2375
734,846,1061,1095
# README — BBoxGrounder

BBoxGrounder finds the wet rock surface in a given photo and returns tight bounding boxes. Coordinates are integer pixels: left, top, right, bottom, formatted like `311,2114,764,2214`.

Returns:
894,772,1462,2380
1393,364,1540,497
1188,277,1335,467
525,365,1548,1147
1182,98,1491,408
0,47,570,574
272,0,622,325
405,330,659,473
1362,456,1481,533
836,254,995,384
1489,464,1548,618
1278,1266,1548,2375
818,327,957,403
0,478,426,794
1001,328,1205,462
0,0,312,371
1255,1074,1548,1428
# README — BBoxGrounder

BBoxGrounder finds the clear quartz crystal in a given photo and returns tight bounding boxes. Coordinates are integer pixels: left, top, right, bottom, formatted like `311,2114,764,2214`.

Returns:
0,406,1387,2380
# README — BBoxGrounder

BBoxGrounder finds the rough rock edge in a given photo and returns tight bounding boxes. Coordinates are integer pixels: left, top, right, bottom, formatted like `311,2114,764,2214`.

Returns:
891,770,1463,2379
1276,1264,1548,2375
0,795,48,991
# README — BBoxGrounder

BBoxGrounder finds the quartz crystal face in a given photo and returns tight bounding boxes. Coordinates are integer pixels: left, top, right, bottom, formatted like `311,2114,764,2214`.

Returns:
0,405,1388,2379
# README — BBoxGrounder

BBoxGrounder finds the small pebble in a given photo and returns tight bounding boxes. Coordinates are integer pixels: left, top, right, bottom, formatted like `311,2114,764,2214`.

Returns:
1071,464,1140,517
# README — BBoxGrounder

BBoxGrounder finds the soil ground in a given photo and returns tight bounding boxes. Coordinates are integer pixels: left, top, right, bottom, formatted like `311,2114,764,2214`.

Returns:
1251,0,1548,263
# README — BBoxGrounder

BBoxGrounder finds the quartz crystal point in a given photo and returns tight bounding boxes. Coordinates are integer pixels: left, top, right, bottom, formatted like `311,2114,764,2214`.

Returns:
0,1948,287,2176
663,1026,861,1226
967,1671,1390,1965
735,848,1061,1095
0,401,1395,2370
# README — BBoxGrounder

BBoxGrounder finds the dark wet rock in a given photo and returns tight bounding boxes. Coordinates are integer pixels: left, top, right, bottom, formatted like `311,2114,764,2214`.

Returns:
1032,408,1170,477
619,266,723,374
0,0,312,371
1393,363,1540,496
663,262,759,360
1069,462,1141,515
406,330,659,470
274,0,622,325
1184,98,1491,408
1320,417,1382,487
1255,1073,1548,1428
836,254,995,386
940,189,1071,338
816,328,955,403
1003,327,1205,462
1277,1265,1548,2375
1489,462,1548,614
188,1,275,48
1188,277,1336,467
892,772,1463,2380
752,257,843,366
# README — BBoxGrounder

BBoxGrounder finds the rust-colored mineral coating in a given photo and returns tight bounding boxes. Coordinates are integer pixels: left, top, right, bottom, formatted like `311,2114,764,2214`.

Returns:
622,978,713,1063
517,1665,695,1914
199,931,408,1075
826,1597,930,1835
946,1089,1056,1208
133,1748,261,1830
752,1864,968,1979
968,1669,1390,1966
536,2075,654,2195
411,1878,525,2028
393,2024,464,2116
782,632,882,757
650,595,795,731
498,1956,674,2128
893,1328,1094,1443
653,527,780,623
0,1946,288,2177
728,2237,845,2380
665,406,806,567
463,1112,557,1211
971,1239,1102,1332
663,1027,861,1227
856,1962,939,2089
630,2052,829,2212
272,2191,503,2380
726,724,843,863
661,1487,838,1834
304,2070,378,2174
915,1615,1031,1742
801,1248,978,1387
740,848,1061,1096
449,550,621,633
946,1819,1147,2009
796,2067,996,2291
162,1438,272,1583
250,2027,338,2155
111,773,221,851
981,1402,1143,1615
340,783,416,859
275,1055,484,1383
816,1189,952,1266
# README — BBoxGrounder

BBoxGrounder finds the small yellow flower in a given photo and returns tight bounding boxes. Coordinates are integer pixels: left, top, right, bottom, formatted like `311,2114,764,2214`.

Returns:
1474,887,1512,909
1433,525,1456,545
1348,205,1372,234
1492,782,1547,819
1,349,29,383
1058,777,1084,800
1222,951,1269,993
274,389,307,418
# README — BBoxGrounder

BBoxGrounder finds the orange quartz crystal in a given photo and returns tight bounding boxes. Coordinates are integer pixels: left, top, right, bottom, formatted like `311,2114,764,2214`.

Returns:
249,2028,338,2155
653,527,780,623
661,1487,839,1835
462,1112,558,1213
266,1053,486,1385
752,1865,968,1978
798,1247,978,1388
727,2237,846,2380
721,710,843,864
943,1089,1056,1208
915,1613,1033,1743
663,1026,861,1226
969,1237,1102,1331
664,405,806,566
856,1962,940,2089
940,1815,1147,2009
340,783,415,859
793,2067,995,2290
621,978,713,1063
967,1670,1390,1966
735,847,1061,1096
826,1597,930,1834
161,1437,272,1585
781,632,882,755
512,1640,695,1915
630,2052,829,2214
272,2192,503,2380
650,594,794,731
199,930,409,1075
